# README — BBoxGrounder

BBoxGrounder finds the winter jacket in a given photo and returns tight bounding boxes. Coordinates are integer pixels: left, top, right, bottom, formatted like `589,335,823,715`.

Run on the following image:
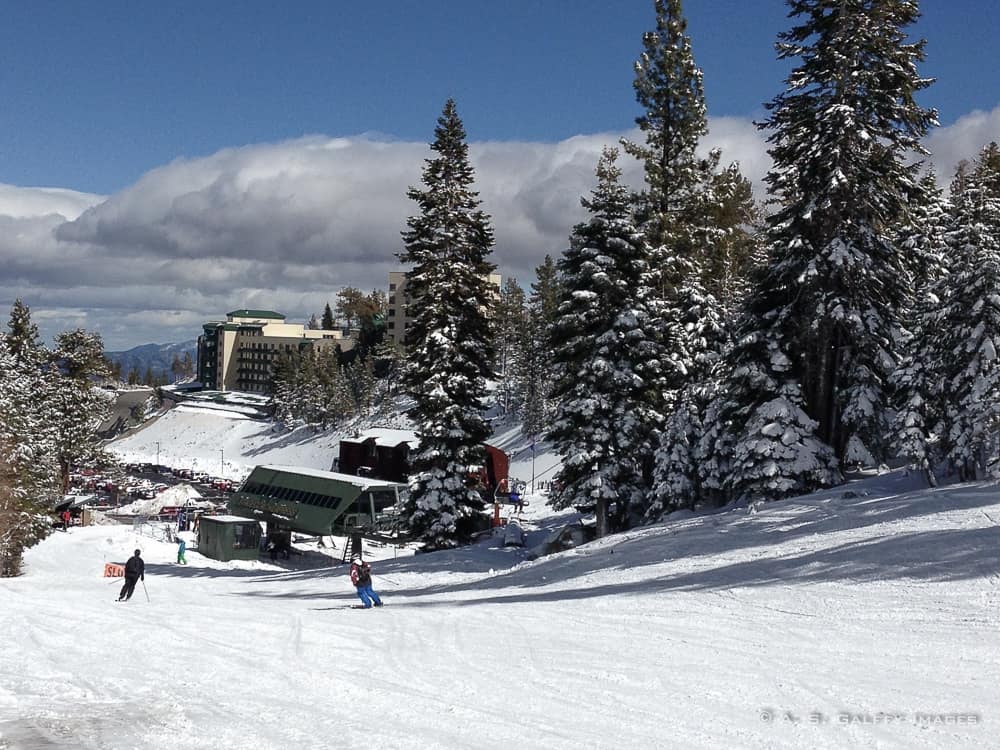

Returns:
350,562,372,588
124,555,145,581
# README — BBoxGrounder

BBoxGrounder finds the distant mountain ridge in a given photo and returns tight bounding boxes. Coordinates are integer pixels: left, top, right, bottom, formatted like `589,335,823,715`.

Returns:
105,340,198,381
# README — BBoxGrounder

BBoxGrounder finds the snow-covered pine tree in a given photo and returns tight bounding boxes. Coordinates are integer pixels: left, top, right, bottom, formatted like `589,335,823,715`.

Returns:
548,148,665,535
755,0,937,466
649,386,701,516
695,162,763,321
5,298,45,369
649,280,727,515
516,255,561,440
269,349,301,427
0,304,62,576
46,330,114,494
398,99,497,550
0,343,56,576
495,277,528,416
890,171,949,484
342,353,376,415
622,0,708,402
623,0,707,251
711,310,841,503
928,144,1000,479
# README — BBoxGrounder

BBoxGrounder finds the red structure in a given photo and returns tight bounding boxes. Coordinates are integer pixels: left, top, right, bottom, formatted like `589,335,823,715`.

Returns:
336,429,509,493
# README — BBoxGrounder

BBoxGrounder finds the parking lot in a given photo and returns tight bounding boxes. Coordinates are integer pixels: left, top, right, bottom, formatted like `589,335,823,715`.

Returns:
66,462,235,517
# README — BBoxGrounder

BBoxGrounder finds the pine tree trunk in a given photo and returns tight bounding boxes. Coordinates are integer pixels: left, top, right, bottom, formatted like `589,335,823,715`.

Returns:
0,460,24,578
595,496,608,539
59,458,71,496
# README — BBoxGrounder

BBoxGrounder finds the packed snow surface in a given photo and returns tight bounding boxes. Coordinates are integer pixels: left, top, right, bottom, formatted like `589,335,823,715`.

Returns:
3,469,998,749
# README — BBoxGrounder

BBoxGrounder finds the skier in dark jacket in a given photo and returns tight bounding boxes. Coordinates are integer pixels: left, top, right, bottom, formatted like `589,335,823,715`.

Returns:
350,557,382,608
118,549,145,601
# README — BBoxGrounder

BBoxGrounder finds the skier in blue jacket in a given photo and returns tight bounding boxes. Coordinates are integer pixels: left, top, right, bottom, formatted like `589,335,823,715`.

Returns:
350,557,382,608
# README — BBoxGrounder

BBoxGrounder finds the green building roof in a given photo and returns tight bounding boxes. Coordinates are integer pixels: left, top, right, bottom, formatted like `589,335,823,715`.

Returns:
227,309,285,320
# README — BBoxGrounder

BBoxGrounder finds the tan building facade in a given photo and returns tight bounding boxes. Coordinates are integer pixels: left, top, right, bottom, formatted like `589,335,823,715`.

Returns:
197,309,355,393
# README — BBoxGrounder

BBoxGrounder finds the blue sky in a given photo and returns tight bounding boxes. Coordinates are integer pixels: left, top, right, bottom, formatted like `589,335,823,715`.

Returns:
0,0,995,194
0,1,998,349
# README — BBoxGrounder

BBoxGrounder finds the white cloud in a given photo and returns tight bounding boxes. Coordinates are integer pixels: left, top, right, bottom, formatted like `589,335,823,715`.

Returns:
925,105,1000,180
0,107,996,350
0,184,103,221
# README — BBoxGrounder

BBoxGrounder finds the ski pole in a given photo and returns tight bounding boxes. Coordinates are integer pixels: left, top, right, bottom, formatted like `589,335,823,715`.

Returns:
141,580,150,602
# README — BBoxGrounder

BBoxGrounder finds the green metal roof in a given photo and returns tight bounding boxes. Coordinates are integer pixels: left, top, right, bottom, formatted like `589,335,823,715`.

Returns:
227,309,285,320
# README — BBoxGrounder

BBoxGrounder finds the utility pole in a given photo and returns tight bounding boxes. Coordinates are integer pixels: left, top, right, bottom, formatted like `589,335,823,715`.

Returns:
155,442,160,471
530,436,536,494
219,448,224,477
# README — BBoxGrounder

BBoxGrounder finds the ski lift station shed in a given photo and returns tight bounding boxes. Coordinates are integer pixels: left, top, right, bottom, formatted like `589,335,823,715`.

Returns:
226,464,407,539
197,515,263,562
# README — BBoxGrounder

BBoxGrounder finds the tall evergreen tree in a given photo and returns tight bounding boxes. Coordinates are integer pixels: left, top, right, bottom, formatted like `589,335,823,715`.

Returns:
695,163,763,318
649,282,727,515
622,0,751,424
749,0,936,467
548,149,665,535
398,99,497,549
519,255,562,440
46,330,113,494
924,144,1000,479
890,170,949,484
710,306,841,503
495,277,528,416
321,303,336,331
623,0,707,248
6,299,45,368
0,329,59,577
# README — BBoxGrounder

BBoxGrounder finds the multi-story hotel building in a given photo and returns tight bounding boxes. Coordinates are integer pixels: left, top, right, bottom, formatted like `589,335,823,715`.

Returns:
197,309,355,393
385,270,502,348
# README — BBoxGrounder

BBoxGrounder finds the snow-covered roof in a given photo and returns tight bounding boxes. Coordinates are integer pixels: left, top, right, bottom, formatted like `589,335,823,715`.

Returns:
343,428,419,448
201,514,261,524
62,494,98,509
258,464,406,489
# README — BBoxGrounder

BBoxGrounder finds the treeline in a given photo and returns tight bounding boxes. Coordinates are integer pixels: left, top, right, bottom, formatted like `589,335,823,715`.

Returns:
0,300,112,576
104,351,193,387
269,287,398,428
396,0,1000,548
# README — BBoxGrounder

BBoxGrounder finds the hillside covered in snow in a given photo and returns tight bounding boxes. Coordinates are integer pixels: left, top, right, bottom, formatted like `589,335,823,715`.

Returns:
2,465,997,749
105,398,562,492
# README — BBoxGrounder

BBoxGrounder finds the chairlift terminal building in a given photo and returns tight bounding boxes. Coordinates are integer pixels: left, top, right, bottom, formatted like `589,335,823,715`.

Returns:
227,464,407,539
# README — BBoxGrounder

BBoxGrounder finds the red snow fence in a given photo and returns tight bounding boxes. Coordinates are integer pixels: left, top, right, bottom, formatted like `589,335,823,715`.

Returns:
103,563,125,578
